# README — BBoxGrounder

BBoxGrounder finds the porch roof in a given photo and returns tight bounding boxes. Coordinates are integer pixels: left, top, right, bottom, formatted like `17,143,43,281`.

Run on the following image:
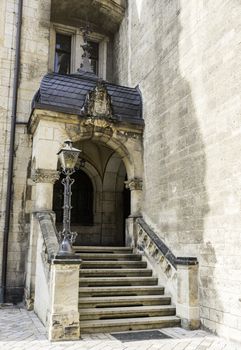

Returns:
31,72,143,124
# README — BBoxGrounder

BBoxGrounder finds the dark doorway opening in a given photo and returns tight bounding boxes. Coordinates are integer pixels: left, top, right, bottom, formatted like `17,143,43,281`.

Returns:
53,169,93,225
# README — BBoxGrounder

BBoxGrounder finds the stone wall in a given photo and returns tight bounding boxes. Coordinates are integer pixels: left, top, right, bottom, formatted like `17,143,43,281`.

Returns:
114,0,241,342
0,0,51,301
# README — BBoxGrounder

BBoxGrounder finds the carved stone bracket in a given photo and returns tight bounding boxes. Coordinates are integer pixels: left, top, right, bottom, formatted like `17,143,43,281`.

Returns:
125,177,143,191
31,169,60,184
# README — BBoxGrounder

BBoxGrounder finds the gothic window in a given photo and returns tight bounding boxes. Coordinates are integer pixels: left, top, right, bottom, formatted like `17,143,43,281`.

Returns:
53,170,93,225
54,33,71,74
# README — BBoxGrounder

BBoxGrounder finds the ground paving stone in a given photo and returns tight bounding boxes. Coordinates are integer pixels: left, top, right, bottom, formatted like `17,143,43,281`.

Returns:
0,305,240,350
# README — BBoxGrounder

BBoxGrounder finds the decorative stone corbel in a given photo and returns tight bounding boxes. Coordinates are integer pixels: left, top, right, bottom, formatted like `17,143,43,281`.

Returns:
125,177,143,191
31,169,60,184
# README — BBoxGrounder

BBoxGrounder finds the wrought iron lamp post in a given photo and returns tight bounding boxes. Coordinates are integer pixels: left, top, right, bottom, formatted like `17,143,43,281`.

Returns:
57,140,81,255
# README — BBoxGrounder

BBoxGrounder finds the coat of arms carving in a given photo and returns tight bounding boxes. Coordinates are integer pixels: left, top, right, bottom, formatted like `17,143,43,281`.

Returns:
82,81,113,118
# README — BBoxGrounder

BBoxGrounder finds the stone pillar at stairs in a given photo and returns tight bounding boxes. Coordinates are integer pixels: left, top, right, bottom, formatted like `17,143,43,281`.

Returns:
125,178,142,247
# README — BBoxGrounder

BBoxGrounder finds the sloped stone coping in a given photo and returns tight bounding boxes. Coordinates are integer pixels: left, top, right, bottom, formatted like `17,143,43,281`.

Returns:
35,211,59,262
136,218,198,269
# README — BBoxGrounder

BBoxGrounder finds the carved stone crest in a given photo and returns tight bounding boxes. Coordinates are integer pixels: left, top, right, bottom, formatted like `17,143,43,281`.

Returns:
83,81,113,118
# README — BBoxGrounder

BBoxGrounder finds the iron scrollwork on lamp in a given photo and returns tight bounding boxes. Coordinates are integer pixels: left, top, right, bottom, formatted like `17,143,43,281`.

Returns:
57,140,82,255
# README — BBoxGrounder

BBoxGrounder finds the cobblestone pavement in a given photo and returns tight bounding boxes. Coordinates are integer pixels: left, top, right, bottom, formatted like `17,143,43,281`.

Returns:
0,305,240,350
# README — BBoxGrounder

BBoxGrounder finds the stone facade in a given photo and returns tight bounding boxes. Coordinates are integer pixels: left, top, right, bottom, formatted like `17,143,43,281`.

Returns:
0,0,51,301
0,0,241,344
113,0,241,342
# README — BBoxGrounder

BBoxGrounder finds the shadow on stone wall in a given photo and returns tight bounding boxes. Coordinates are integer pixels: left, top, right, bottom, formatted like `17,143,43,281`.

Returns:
121,0,223,330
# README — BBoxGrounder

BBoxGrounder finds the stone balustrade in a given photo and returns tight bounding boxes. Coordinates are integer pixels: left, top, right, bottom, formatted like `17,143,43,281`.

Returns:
34,211,82,341
135,218,200,330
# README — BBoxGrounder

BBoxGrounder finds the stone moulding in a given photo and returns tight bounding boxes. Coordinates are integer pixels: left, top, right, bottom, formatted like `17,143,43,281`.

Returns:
28,109,144,137
92,0,126,23
31,169,60,184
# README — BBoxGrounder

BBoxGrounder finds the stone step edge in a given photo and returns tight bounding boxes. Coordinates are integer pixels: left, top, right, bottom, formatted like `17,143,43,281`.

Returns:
74,246,133,251
79,285,164,291
79,315,180,328
79,305,176,314
75,252,141,259
81,261,147,266
79,295,171,304
79,277,158,282
79,268,153,276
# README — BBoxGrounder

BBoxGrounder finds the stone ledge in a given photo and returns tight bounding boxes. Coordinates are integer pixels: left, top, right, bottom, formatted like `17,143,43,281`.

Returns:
52,256,82,265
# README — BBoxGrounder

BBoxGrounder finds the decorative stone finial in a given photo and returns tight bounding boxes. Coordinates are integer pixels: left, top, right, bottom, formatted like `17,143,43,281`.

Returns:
78,23,93,73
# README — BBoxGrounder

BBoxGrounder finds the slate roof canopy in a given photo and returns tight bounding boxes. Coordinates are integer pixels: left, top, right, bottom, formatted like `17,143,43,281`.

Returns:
31,72,143,125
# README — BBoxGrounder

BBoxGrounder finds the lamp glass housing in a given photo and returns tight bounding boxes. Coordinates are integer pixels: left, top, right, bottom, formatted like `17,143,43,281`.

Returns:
57,140,81,171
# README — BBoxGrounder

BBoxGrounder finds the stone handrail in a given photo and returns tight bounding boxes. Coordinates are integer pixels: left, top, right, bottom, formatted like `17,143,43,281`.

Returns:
136,218,198,269
34,210,82,341
36,211,59,262
134,217,200,330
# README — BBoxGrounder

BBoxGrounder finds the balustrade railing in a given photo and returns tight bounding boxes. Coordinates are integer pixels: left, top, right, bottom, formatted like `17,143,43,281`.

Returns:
135,217,200,330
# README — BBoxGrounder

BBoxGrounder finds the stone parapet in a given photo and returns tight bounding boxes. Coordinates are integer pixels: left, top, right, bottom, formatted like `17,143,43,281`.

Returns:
135,217,200,330
33,210,82,341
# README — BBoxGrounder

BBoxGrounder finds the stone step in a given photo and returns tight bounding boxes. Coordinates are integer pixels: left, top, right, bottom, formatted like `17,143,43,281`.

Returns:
74,246,133,254
79,316,181,333
81,260,147,269
79,295,171,308
77,253,142,261
79,305,176,320
79,268,153,277
79,285,164,297
79,276,158,287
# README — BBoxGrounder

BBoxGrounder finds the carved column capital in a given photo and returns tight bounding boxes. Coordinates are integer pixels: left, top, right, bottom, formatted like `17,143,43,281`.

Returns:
31,169,60,184
125,177,143,191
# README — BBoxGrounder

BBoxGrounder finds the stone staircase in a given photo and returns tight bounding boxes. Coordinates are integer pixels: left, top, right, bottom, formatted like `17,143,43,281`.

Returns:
74,246,180,333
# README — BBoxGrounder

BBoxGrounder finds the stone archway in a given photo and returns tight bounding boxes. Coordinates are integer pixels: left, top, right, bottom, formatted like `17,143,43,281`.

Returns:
29,113,143,247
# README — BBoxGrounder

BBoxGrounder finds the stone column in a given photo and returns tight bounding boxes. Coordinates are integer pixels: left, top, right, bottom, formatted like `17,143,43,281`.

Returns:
125,178,142,247
25,169,59,309
176,261,200,330
32,168,60,210
48,257,82,341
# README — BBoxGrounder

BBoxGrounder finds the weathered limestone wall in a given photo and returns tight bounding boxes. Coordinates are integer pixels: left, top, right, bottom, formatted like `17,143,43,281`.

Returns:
114,0,241,342
0,0,51,301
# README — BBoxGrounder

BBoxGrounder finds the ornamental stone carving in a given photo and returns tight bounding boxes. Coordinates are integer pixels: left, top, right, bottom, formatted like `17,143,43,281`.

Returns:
82,81,113,118
125,177,143,191
31,169,60,184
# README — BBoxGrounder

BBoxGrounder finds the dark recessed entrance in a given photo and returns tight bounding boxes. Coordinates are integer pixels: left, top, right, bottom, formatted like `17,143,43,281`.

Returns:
53,170,93,226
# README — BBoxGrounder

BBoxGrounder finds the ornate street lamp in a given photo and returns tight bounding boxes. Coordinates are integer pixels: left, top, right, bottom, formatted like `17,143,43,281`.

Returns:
57,140,81,255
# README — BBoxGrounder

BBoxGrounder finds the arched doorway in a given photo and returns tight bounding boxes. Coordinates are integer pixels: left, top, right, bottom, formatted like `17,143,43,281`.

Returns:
52,141,131,246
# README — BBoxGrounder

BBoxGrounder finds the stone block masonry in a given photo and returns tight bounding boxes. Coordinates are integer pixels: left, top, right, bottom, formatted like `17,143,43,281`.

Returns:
0,0,51,301
113,0,241,343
